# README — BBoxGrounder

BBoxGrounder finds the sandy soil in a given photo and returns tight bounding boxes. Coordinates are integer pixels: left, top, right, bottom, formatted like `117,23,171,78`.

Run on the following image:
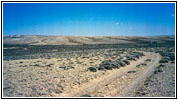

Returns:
134,62,175,97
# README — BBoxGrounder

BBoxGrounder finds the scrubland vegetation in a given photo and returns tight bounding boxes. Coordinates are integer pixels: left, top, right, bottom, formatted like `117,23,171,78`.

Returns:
3,36,175,97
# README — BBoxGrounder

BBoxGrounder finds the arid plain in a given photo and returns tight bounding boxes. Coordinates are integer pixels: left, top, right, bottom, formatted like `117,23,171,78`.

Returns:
3,36,175,97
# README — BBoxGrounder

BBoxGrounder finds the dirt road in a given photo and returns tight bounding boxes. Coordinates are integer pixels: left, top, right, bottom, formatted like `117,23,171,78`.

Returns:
117,52,161,97
59,52,161,97
3,51,162,97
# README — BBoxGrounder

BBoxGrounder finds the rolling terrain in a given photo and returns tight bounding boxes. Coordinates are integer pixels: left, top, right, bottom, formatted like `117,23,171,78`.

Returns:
3,35,175,97
3,35,174,45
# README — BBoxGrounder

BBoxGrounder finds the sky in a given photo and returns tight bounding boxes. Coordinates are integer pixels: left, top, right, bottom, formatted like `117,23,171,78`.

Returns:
3,3,175,36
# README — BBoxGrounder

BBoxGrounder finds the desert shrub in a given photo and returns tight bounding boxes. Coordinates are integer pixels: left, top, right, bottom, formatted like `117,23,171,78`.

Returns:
119,62,126,67
153,70,158,74
136,63,146,67
154,65,164,74
159,64,165,67
111,61,120,69
131,52,145,59
34,64,40,67
98,66,105,70
136,64,141,67
89,61,94,63
141,63,147,66
19,65,27,67
157,68,163,72
99,60,112,70
145,59,151,62
68,66,75,69
159,50,175,61
101,60,112,64
59,66,75,70
171,61,175,63
88,67,97,72
53,89,62,94
59,66,66,69
139,52,145,56
82,56,89,58
159,59,168,63
80,94,92,97
19,61,23,63
126,56,130,59
98,60,121,70
103,65,113,70
46,63,54,67
128,70,136,73
115,58,121,62
123,60,130,65
127,57,136,61
168,55,175,61
163,57,170,60
134,55,140,59
154,68,163,74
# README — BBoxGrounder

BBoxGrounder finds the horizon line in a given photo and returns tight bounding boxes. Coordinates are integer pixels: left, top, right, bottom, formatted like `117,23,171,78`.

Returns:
3,34,175,37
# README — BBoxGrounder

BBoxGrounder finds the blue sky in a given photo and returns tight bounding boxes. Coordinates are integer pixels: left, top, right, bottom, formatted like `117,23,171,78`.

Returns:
3,3,175,36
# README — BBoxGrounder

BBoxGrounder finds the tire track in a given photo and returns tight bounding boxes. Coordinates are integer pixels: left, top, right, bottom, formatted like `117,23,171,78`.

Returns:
116,52,161,97
60,52,160,97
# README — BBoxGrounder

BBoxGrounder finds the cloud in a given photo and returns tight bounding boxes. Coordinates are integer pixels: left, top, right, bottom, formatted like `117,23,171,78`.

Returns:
171,14,175,17
115,22,119,25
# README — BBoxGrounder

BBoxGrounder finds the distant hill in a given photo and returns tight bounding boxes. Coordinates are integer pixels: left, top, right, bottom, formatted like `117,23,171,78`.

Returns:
3,35,175,45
